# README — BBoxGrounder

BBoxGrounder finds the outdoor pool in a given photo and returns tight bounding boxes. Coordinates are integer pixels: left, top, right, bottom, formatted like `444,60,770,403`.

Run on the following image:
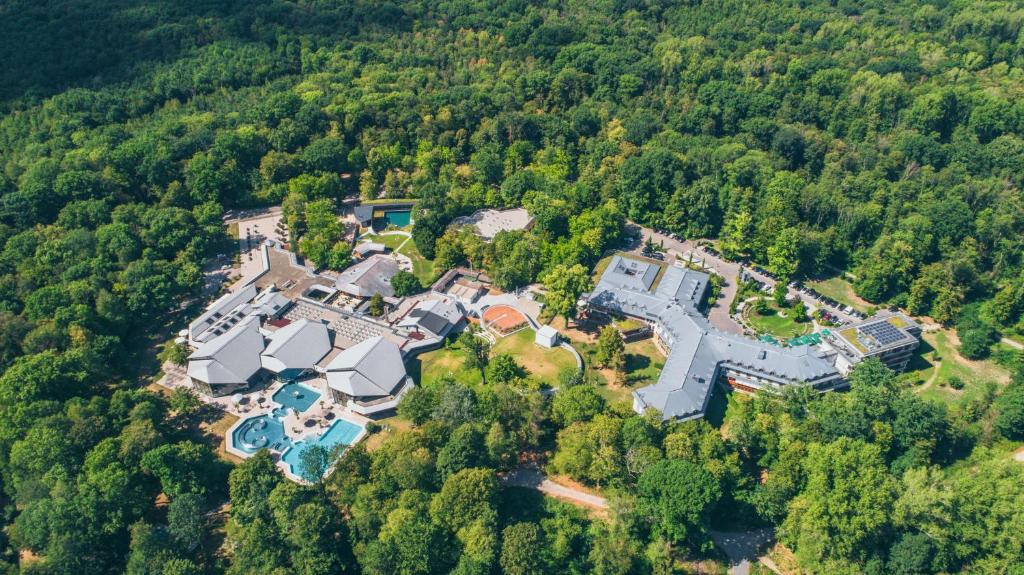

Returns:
282,418,365,477
376,209,411,228
272,382,321,413
232,413,292,454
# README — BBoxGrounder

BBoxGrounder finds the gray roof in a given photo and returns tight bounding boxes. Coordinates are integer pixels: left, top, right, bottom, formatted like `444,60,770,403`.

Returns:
189,284,258,342
187,318,265,385
335,255,400,298
354,205,374,223
260,319,331,373
398,298,464,336
354,242,387,256
453,208,534,240
325,336,407,397
250,288,291,318
588,255,839,420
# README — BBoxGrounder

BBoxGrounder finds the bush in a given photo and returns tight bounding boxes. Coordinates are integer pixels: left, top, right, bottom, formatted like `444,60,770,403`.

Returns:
995,383,1024,440
947,376,964,390
364,421,380,433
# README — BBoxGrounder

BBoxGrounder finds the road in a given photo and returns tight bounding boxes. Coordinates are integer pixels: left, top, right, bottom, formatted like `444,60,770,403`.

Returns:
710,528,777,575
631,224,861,332
500,465,608,510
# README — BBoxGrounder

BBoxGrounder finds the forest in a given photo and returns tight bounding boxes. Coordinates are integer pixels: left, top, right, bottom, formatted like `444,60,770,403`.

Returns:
1,0,1024,573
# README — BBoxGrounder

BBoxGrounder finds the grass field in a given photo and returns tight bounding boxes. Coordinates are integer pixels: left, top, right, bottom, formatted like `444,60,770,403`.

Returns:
413,329,577,389
908,329,1012,404
492,328,578,384
806,276,873,314
742,302,811,339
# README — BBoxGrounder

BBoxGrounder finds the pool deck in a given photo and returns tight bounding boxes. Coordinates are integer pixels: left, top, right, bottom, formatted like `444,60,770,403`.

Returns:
217,377,370,481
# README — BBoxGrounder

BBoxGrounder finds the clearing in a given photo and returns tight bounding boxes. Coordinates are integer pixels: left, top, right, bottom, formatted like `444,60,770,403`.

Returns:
907,329,1013,404
806,276,873,314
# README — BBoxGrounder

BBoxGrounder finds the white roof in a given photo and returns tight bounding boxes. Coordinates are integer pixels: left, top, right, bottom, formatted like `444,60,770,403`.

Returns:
453,208,534,241
187,318,265,385
325,336,407,397
335,255,399,297
260,319,331,373
537,325,558,338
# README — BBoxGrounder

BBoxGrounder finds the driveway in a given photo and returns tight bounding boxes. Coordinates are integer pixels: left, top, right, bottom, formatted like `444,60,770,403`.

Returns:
710,528,776,575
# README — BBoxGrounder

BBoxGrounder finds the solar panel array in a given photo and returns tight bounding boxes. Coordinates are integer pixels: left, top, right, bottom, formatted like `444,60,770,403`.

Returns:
860,321,905,347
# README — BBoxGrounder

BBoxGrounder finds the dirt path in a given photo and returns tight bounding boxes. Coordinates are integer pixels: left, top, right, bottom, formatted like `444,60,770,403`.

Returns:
500,465,608,510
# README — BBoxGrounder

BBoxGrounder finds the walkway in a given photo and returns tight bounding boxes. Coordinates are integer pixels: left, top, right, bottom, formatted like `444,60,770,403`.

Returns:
1002,337,1024,351
500,465,608,510
710,528,777,575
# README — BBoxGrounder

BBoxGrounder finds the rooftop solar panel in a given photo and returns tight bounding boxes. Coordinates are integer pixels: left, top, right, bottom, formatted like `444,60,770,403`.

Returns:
860,321,905,346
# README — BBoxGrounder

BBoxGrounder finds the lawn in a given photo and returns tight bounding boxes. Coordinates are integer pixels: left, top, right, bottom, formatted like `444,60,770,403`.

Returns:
410,342,482,388
910,329,1013,404
492,328,578,384
742,302,811,339
593,337,666,406
413,328,578,389
806,276,873,314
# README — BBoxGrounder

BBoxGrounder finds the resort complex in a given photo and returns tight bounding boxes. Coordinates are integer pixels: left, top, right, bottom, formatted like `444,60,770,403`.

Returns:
179,239,469,479
582,255,920,421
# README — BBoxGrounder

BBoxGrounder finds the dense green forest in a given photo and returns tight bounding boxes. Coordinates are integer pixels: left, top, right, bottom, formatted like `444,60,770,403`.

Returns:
1,0,1024,573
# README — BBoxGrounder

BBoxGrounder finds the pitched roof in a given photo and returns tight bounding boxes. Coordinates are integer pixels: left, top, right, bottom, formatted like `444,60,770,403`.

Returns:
325,336,407,397
354,242,387,256
335,255,399,297
260,319,331,373
589,255,839,420
187,318,265,385
188,283,258,342
398,298,464,336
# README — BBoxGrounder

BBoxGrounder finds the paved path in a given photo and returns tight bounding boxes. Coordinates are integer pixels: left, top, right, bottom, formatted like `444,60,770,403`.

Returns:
500,465,608,509
1002,337,1024,351
710,528,776,575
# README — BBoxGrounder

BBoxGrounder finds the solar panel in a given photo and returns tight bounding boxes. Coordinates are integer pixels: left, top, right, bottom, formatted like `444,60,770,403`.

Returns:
860,321,904,347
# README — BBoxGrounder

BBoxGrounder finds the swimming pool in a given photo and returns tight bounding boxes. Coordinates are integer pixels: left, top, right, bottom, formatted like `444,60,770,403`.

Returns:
231,413,293,454
282,418,365,477
272,382,321,413
376,209,411,228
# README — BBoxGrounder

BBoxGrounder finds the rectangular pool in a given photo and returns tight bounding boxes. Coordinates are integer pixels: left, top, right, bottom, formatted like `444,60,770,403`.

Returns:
272,382,321,413
375,209,411,228
282,418,365,477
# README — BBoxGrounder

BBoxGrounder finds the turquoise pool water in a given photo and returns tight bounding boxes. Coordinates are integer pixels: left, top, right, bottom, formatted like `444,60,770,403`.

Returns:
282,418,365,476
272,382,321,413
232,413,293,454
376,209,411,228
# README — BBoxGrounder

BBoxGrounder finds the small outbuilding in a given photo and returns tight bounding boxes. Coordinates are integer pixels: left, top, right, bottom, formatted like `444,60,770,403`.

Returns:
535,325,559,348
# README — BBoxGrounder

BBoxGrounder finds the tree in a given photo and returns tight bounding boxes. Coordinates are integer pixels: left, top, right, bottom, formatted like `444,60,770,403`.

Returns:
459,330,491,382
767,227,800,282
368,293,385,317
436,424,487,479
500,523,546,575
542,264,591,323
594,326,625,372
995,383,1024,440
782,438,897,568
485,353,527,385
298,444,332,489
636,460,721,551
552,385,606,426
167,492,206,553
429,468,498,533
391,270,422,297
